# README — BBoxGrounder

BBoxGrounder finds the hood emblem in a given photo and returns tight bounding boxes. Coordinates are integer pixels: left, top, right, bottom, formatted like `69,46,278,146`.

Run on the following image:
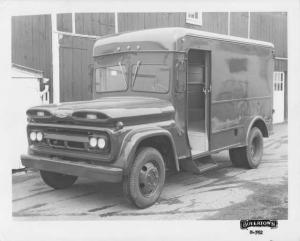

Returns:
56,113,68,118
55,109,71,118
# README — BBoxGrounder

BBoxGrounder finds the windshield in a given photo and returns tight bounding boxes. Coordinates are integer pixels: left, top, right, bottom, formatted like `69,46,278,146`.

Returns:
95,64,127,92
132,64,170,93
94,53,171,95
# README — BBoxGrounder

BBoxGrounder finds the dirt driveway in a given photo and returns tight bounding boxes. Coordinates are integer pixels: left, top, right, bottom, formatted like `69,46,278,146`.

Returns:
12,123,288,220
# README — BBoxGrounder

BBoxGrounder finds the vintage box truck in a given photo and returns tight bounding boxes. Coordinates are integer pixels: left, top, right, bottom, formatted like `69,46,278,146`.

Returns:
21,27,274,208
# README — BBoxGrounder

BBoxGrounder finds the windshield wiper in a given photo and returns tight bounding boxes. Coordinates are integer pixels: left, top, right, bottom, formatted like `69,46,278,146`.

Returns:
132,60,141,87
118,62,126,83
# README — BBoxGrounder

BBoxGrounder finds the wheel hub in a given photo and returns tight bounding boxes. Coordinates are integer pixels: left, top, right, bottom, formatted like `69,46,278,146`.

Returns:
139,162,159,196
251,144,255,156
251,136,262,161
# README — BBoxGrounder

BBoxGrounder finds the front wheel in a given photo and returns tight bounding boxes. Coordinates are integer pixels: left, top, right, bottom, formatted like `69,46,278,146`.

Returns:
229,127,264,169
40,170,78,189
123,147,165,209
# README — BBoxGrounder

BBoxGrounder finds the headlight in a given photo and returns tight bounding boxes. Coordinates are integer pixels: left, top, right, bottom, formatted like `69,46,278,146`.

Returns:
89,137,98,147
97,138,106,149
36,132,43,141
29,132,37,141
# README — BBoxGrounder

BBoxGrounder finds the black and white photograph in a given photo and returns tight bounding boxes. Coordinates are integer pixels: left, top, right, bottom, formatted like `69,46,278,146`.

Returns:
1,1,300,240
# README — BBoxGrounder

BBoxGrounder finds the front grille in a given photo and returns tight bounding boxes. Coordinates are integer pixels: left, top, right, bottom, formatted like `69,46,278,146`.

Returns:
47,139,86,151
67,141,85,149
49,139,65,148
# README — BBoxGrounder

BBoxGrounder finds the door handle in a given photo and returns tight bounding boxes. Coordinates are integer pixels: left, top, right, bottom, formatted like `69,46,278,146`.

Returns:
202,86,211,94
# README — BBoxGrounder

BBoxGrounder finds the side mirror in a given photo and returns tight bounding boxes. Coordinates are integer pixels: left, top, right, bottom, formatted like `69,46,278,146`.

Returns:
175,60,186,92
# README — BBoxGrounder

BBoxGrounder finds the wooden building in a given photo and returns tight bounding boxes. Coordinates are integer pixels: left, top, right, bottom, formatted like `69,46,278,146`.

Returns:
11,12,288,121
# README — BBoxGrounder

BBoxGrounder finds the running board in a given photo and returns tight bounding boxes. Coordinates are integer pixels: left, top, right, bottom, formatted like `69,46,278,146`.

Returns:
180,156,218,174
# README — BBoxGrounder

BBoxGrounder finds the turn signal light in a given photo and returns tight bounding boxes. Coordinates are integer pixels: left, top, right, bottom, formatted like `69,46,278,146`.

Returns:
37,111,45,117
86,114,97,120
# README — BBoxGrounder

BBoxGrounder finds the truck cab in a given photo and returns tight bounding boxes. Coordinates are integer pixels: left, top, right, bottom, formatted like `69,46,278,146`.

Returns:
21,27,274,208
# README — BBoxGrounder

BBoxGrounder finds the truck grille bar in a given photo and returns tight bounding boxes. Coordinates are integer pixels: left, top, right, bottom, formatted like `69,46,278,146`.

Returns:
45,132,89,151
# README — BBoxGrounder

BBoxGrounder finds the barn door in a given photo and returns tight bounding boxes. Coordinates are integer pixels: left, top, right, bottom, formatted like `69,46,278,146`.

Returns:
59,35,95,102
273,72,285,123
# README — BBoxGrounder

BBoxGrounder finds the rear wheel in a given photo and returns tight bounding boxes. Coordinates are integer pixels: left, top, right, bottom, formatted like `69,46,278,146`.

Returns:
123,147,165,209
229,127,264,169
40,170,78,189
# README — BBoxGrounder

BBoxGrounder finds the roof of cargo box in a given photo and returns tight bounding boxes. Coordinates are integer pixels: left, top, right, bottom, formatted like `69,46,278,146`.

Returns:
93,27,274,57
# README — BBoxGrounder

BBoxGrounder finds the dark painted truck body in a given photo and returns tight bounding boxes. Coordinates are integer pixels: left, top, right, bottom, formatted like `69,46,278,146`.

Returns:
21,28,274,208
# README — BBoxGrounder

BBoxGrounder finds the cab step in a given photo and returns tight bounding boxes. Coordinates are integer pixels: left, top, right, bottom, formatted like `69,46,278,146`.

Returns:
180,156,218,174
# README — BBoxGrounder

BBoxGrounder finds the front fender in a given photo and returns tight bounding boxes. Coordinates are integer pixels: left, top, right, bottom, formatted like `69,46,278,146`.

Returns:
117,127,179,175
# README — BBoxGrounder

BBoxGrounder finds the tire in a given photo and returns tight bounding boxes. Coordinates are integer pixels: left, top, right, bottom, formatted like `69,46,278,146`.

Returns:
123,147,166,209
229,127,264,169
40,170,78,189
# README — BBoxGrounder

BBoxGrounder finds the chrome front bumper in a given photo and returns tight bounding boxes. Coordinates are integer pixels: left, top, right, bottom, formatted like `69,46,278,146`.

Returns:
21,154,123,183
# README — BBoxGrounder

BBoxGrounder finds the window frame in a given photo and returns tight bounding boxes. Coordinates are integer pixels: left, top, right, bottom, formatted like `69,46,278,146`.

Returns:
95,64,128,93
131,63,171,94
273,71,285,92
186,12,203,26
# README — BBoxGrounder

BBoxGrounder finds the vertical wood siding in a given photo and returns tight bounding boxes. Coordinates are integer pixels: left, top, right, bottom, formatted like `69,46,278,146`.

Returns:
11,15,53,101
250,12,287,58
230,12,248,38
75,13,115,36
59,35,95,102
118,12,229,35
198,12,228,34
57,13,72,32
275,59,287,72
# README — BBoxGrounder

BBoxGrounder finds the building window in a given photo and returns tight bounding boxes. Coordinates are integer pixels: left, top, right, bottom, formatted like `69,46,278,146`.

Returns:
273,71,285,91
186,12,202,26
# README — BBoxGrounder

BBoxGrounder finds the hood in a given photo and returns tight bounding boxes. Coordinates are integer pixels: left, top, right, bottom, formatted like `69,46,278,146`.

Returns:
27,96,175,124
